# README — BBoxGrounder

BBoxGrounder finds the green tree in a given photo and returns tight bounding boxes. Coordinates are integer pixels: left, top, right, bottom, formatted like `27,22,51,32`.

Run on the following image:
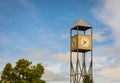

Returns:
0,59,46,83
83,74,93,83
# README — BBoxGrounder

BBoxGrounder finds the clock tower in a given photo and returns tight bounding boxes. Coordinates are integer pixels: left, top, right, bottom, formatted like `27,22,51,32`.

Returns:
70,19,93,83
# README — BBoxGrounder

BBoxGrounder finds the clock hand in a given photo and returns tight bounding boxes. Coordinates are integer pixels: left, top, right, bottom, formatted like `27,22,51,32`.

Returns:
82,40,86,45
84,40,86,43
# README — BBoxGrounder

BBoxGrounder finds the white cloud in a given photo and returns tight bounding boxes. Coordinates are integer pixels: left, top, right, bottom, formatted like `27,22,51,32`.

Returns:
48,81,69,83
42,69,69,82
93,45,120,83
93,55,120,83
51,52,83,63
100,65,120,80
94,76,115,83
94,56,107,71
26,49,51,59
94,45,120,57
51,52,70,62
46,64,62,74
93,32,107,42
92,1,120,82
93,0,120,46
43,63,69,82
93,44,120,71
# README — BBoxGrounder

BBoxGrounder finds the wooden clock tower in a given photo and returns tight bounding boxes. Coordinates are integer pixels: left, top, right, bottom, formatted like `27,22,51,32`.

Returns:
70,19,93,83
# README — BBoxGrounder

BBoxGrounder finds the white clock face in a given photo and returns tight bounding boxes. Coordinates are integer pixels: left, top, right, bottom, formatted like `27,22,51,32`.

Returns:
80,37,89,47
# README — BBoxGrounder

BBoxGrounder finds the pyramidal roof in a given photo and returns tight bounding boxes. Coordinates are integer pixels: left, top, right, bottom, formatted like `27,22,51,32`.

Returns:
75,19,91,27
72,19,92,31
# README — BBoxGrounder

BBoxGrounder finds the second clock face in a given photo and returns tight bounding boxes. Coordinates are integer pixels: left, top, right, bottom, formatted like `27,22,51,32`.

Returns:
72,37,76,49
80,37,89,47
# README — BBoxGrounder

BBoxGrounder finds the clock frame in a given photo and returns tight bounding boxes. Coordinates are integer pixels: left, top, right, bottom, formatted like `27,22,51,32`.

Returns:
71,34,92,52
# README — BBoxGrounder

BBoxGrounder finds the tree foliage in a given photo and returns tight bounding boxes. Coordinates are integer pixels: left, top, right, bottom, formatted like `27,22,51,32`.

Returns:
0,59,46,83
83,74,93,83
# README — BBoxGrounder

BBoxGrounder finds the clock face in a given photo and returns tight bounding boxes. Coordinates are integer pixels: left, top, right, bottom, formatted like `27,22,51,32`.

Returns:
80,37,89,48
72,37,76,49
71,35,92,51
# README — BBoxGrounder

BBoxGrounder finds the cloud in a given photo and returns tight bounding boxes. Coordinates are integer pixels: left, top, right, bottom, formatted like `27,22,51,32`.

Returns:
48,81,69,83
43,69,69,82
93,44,120,71
94,76,115,83
94,56,108,71
92,0,120,46
26,49,51,59
50,49,120,82
46,64,62,73
93,32,107,42
43,63,69,82
92,1,120,82
51,52,69,62
100,65,120,80
51,52,83,63
94,45,120,57
93,45,120,83
93,54,120,83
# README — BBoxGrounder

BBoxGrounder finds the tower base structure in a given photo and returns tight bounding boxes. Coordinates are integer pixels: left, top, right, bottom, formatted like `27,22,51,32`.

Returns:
70,19,93,83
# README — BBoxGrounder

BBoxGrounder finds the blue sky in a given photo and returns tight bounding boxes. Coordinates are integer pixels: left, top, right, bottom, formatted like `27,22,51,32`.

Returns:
0,0,120,83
